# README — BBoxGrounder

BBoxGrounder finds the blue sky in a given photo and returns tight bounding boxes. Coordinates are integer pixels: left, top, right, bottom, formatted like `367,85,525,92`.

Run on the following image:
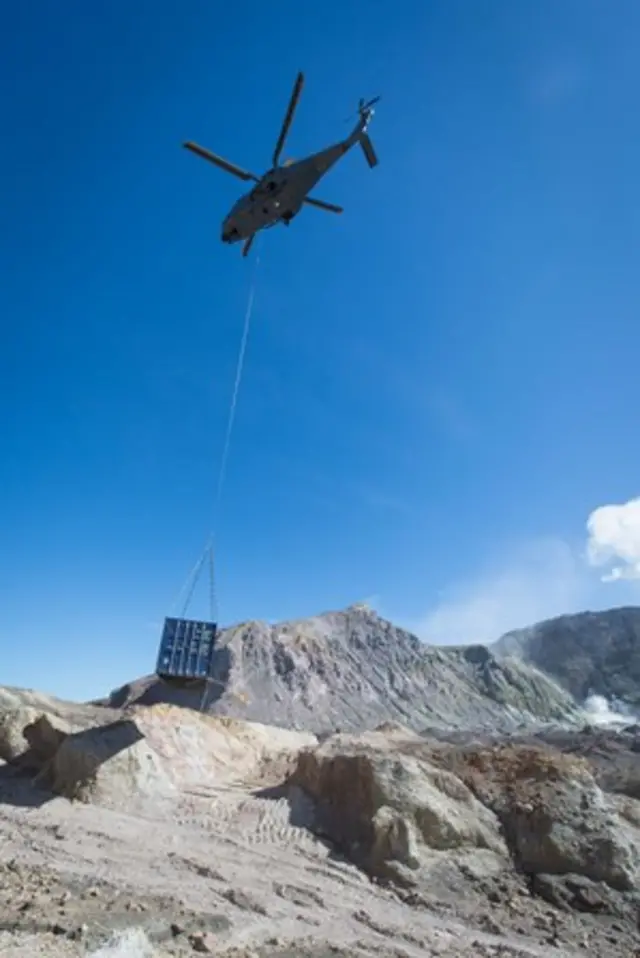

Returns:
2,0,640,701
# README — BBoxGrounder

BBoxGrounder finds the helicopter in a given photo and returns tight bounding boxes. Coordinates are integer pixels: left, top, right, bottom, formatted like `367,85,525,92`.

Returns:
183,72,380,257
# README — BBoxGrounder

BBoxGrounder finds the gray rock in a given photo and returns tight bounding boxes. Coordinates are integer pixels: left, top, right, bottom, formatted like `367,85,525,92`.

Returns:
532,873,637,916
288,732,509,886
42,718,176,808
0,708,73,770
493,606,640,711
430,742,640,893
0,707,46,765
99,606,581,734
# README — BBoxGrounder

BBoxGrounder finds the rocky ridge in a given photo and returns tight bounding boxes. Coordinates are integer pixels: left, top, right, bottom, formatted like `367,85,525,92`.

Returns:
493,606,640,711
100,605,583,734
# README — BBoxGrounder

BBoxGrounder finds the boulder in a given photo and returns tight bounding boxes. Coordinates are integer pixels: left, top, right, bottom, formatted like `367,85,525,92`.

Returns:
24,713,73,764
0,708,72,769
44,719,175,808
289,736,508,885
0,707,41,764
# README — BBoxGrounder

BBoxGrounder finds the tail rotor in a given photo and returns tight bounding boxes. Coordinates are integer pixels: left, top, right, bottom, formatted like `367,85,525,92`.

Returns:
344,94,381,125
358,95,381,124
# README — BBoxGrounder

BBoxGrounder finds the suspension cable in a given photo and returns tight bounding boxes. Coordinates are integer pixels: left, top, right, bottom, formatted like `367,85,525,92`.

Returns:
170,244,261,624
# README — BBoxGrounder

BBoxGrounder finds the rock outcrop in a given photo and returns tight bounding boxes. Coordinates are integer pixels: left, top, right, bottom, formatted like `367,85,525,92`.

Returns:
429,743,640,892
289,729,509,888
0,706,81,769
42,718,176,807
0,706,47,765
0,696,314,811
289,729,640,920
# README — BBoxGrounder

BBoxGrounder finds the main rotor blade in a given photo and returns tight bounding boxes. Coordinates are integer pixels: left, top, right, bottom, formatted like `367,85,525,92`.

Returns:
242,235,256,257
272,72,304,169
183,141,259,181
303,196,344,214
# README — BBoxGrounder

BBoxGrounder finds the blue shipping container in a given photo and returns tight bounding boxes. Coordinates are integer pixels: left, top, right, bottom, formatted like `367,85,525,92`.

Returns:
155,617,218,680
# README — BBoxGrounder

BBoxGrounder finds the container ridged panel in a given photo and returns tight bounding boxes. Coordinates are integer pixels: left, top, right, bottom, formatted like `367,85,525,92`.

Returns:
155,617,217,680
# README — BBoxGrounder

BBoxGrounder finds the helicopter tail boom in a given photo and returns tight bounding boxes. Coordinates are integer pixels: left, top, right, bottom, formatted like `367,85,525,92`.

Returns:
358,131,378,169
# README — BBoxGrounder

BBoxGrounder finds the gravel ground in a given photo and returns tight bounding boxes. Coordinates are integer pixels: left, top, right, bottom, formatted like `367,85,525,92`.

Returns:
0,750,633,958
0,695,638,957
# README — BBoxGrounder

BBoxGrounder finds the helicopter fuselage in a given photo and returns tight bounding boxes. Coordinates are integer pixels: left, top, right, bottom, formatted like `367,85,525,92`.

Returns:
221,138,351,244
184,71,379,256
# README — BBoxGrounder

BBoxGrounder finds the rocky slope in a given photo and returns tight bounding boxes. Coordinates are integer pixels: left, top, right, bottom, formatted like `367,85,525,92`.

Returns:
0,692,639,956
493,606,640,710
99,605,582,733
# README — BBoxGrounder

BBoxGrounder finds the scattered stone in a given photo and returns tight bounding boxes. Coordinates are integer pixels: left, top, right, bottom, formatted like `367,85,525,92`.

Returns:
532,872,636,917
221,887,268,915
478,914,503,936
272,883,325,908
188,930,216,953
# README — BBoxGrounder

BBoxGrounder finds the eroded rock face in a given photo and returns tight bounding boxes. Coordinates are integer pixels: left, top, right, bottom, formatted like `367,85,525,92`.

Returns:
290,732,640,917
289,734,509,885
429,743,640,894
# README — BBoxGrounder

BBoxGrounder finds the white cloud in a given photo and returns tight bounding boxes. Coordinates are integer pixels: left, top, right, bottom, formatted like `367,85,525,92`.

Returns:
408,497,640,649
415,538,588,646
586,496,640,581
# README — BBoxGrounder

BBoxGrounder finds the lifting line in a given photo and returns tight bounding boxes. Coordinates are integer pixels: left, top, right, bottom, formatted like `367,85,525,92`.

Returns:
170,243,261,630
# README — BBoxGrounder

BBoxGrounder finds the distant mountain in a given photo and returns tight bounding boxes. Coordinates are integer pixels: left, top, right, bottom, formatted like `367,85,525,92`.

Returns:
97,605,580,733
493,606,640,709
